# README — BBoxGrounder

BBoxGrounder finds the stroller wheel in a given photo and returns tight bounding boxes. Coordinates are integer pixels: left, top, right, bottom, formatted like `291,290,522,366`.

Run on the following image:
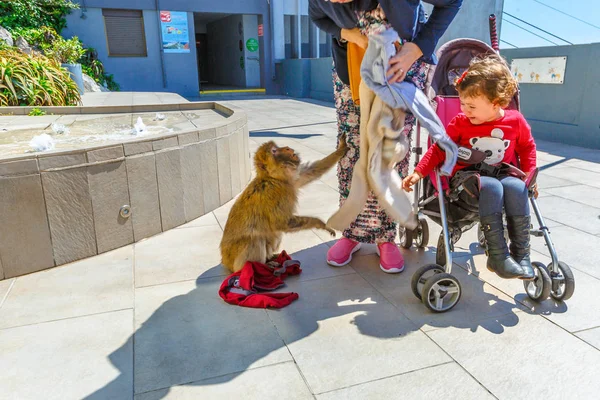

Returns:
411,264,445,300
523,261,551,302
400,227,414,249
414,216,429,249
421,273,462,313
548,261,575,301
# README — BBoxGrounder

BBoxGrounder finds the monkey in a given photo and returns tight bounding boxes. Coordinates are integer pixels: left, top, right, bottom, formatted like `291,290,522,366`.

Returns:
220,134,348,273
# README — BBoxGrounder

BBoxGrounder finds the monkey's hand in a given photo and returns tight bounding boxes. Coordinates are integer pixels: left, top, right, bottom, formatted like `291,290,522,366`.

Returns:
325,226,336,237
337,133,349,154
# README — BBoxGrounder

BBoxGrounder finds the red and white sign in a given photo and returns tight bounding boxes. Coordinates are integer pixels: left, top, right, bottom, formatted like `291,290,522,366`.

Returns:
258,24,264,37
160,11,171,23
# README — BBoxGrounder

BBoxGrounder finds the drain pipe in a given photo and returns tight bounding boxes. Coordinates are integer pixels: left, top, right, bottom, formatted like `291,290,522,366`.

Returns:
155,0,167,88
268,0,276,80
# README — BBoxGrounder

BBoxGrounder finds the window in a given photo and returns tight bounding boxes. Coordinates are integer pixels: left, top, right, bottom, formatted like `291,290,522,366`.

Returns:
103,9,147,57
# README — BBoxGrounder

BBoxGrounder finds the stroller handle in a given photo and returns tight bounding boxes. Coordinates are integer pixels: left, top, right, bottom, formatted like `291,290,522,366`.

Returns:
489,14,500,52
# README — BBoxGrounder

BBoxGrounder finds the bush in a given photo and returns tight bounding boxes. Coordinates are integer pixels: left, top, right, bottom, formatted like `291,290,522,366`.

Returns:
47,36,85,64
0,0,78,33
0,47,81,106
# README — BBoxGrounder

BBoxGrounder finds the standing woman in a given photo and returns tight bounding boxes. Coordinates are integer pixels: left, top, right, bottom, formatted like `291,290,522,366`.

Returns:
310,0,462,273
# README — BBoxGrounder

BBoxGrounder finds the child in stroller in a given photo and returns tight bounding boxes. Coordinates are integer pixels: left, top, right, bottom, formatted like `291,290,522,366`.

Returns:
396,15,575,313
403,54,537,281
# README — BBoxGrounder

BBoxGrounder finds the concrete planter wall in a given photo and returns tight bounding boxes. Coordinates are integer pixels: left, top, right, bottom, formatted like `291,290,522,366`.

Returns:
0,102,250,280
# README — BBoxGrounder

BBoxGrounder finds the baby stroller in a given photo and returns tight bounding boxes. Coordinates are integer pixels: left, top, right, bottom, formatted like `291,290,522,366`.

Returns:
401,15,575,313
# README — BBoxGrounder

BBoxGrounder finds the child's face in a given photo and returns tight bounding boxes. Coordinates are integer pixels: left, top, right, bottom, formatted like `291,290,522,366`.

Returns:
459,94,501,125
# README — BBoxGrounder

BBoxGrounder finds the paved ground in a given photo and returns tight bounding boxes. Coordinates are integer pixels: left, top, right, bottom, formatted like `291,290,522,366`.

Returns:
1,93,599,400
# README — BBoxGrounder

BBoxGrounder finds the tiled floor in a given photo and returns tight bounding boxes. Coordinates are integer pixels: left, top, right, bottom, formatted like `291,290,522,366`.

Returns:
1,94,599,399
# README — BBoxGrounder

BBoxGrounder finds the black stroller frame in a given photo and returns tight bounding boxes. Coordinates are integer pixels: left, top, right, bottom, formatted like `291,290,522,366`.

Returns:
402,15,575,313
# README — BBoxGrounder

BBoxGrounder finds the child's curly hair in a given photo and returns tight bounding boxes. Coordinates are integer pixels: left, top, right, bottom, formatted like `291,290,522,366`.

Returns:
455,54,518,108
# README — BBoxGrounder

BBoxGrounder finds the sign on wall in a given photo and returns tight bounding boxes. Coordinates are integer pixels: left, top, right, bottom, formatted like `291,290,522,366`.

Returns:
160,11,190,53
246,38,259,52
510,56,567,84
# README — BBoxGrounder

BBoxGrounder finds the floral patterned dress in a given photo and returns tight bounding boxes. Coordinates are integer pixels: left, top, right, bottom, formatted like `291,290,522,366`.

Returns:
333,5,429,244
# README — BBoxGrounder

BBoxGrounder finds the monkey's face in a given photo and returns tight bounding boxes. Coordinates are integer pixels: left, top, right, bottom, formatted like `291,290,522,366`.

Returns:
271,145,301,168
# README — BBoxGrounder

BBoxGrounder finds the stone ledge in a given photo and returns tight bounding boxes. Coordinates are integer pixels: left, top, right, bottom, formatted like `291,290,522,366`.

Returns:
0,102,250,280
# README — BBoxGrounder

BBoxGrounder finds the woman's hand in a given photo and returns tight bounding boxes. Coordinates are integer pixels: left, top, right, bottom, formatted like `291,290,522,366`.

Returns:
387,42,423,83
341,27,368,49
402,171,423,192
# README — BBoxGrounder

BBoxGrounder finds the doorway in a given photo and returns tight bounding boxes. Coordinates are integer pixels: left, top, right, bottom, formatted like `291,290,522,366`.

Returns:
193,12,264,94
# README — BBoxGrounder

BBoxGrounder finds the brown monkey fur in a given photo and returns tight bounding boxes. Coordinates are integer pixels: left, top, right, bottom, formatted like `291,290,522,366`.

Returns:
220,135,348,273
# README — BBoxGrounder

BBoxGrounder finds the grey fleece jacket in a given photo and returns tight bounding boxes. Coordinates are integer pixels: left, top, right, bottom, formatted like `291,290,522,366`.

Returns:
360,29,458,176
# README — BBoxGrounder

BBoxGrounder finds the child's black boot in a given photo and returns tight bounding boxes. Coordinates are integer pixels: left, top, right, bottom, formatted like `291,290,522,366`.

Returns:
506,215,535,280
480,213,525,279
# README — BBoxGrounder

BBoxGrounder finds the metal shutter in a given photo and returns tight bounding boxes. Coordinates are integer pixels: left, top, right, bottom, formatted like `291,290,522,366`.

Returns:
103,9,147,57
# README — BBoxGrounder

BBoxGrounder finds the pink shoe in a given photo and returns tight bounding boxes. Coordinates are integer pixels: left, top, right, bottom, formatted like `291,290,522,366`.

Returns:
376,242,405,273
327,238,361,267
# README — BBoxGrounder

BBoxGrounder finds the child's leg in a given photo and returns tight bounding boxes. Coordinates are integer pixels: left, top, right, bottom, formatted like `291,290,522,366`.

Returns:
500,176,529,216
501,177,534,279
478,176,504,217
478,177,525,279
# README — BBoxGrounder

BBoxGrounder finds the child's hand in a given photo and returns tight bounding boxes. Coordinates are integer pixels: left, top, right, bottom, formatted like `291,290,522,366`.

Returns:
402,172,423,192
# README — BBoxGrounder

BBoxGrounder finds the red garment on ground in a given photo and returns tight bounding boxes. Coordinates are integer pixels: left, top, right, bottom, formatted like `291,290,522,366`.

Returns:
219,251,302,308
415,110,537,177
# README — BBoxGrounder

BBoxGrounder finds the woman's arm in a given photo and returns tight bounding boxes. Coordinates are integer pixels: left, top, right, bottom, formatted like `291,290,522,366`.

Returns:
414,0,463,61
382,0,463,83
309,1,343,39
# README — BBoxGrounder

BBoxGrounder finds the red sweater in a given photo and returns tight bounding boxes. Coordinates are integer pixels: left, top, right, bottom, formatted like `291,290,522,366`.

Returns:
415,109,537,177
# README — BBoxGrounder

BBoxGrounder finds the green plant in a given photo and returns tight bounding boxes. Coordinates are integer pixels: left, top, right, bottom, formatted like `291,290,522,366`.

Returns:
0,0,78,33
47,36,85,64
10,26,58,53
28,107,46,116
79,47,120,91
0,47,81,106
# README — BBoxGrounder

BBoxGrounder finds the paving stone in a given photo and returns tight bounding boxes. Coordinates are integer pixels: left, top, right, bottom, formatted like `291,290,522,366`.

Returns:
316,362,493,400
266,274,451,394
545,167,600,189
135,362,313,400
176,212,220,228
88,161,134,253
427,311,600,400
530,225,600,279
533,195,600,234
42,168,97,265
134,225,227,287
180,143,205,222
155,149,186,230
576,327,600,351
126,154,162,241
0,246,133,329
0,310,133,400
133,278,292,394
0,278,13,306
0,174,54,278
545,184,600,209
351,250,527,333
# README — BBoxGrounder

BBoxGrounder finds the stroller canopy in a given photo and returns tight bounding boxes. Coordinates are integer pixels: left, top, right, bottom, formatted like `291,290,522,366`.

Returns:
427,38,520,111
